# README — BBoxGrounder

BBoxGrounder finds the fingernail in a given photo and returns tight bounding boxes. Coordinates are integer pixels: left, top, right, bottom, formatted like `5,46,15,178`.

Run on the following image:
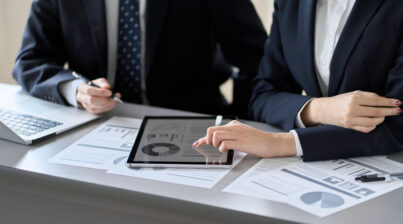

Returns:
193,141,198,147
396,101,402,106
397,109,402,114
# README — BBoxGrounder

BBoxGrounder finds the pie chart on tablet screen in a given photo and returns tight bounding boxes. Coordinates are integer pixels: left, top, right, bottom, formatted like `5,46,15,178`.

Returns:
300,192,344,209
141,143,180,157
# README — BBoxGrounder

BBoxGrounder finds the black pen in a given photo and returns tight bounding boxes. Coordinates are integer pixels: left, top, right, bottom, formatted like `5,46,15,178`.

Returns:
355,172,403,182
72,72,123,104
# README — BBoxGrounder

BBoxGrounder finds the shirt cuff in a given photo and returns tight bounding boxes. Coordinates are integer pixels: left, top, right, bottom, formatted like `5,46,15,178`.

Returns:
59,78,84,107
290,130,303,157
295,98,314,128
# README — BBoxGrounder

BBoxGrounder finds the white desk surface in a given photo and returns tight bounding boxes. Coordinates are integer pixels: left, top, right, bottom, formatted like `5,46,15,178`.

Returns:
1,83,403,224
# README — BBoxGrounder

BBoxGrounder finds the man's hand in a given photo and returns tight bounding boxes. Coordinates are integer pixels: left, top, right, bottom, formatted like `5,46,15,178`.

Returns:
76,78,121,114
301,91,402,133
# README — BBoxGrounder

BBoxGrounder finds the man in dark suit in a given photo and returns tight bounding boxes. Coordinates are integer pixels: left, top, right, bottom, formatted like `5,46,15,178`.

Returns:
195,0,403,161
13,0,267,118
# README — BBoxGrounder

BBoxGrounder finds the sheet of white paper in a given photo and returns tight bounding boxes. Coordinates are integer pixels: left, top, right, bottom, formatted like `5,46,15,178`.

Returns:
49,116,142,169
106,152,246,188
223,156,403,217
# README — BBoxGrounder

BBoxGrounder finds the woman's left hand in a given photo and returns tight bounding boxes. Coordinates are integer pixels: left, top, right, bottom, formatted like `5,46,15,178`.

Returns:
193,120,297,158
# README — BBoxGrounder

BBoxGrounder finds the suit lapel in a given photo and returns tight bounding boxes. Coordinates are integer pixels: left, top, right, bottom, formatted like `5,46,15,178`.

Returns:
83,0,108,76
298,0,322,97
145,0,170,76
328,0,382,96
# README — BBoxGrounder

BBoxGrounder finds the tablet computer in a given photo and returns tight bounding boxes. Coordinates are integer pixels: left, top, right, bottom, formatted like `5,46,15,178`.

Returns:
126,116,236,168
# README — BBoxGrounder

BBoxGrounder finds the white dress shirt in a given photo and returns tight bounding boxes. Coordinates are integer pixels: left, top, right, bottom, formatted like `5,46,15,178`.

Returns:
59,0,146,107
291,0,356,156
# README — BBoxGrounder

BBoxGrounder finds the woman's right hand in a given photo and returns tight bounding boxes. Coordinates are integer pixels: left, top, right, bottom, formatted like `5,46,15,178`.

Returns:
301,91,402,133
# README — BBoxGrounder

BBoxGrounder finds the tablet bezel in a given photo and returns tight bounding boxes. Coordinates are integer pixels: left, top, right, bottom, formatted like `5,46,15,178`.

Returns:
126,116,236,168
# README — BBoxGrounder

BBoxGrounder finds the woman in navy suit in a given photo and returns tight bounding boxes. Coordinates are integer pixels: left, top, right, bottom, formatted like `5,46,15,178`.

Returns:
195,0,403,161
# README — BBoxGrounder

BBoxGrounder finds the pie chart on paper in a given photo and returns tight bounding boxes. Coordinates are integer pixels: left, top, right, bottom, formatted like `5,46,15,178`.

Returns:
300,192,344,209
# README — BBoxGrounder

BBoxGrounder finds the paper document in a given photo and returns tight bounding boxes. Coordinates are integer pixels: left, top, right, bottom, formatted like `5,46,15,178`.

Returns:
49,116,142,169
107,152,246,188
223,156,403,217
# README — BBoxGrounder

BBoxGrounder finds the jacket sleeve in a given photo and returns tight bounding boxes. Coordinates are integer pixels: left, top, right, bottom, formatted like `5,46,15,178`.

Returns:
208,0,268,118
296,33,403,161
12,0,74,105
249,1,312,130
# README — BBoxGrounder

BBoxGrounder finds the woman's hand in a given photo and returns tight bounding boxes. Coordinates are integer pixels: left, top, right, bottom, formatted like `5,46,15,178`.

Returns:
301,91,402,133
193,120,297,158
76,78,121,114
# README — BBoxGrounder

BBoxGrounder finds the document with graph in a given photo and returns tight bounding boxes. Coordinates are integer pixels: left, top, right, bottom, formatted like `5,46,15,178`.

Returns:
223,156,403,217
48,116,142,169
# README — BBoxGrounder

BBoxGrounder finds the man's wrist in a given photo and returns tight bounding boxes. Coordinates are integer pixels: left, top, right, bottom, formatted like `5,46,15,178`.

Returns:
59,78,84,107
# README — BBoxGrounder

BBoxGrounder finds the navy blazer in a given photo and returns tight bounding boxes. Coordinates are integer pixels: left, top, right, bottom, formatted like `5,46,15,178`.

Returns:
13,0,267,118
250,0,403,161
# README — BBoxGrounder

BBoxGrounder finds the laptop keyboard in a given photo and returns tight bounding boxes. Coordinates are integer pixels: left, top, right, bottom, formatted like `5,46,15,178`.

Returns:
0,110,63,136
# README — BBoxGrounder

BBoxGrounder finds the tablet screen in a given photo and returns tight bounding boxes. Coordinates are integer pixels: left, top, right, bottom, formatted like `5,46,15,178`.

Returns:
127,117,235,166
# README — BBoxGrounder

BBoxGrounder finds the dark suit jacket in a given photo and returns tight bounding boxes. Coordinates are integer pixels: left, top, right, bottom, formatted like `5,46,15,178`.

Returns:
250,0,403,161
13,0,267,118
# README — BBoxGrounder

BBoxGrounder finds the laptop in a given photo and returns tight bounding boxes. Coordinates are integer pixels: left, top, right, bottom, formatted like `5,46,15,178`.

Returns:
0,85,99,145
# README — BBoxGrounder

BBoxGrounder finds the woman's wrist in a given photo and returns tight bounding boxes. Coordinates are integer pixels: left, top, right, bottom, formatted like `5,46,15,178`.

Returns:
301,98,325,126
267,132,297,157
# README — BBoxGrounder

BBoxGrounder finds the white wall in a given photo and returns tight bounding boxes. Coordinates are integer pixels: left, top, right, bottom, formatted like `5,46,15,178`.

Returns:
0,0,32,84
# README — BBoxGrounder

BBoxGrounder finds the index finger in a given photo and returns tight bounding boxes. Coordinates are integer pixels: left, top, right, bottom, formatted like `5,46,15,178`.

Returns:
193,137,207,147
78,83,112,97
359,93,401,107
